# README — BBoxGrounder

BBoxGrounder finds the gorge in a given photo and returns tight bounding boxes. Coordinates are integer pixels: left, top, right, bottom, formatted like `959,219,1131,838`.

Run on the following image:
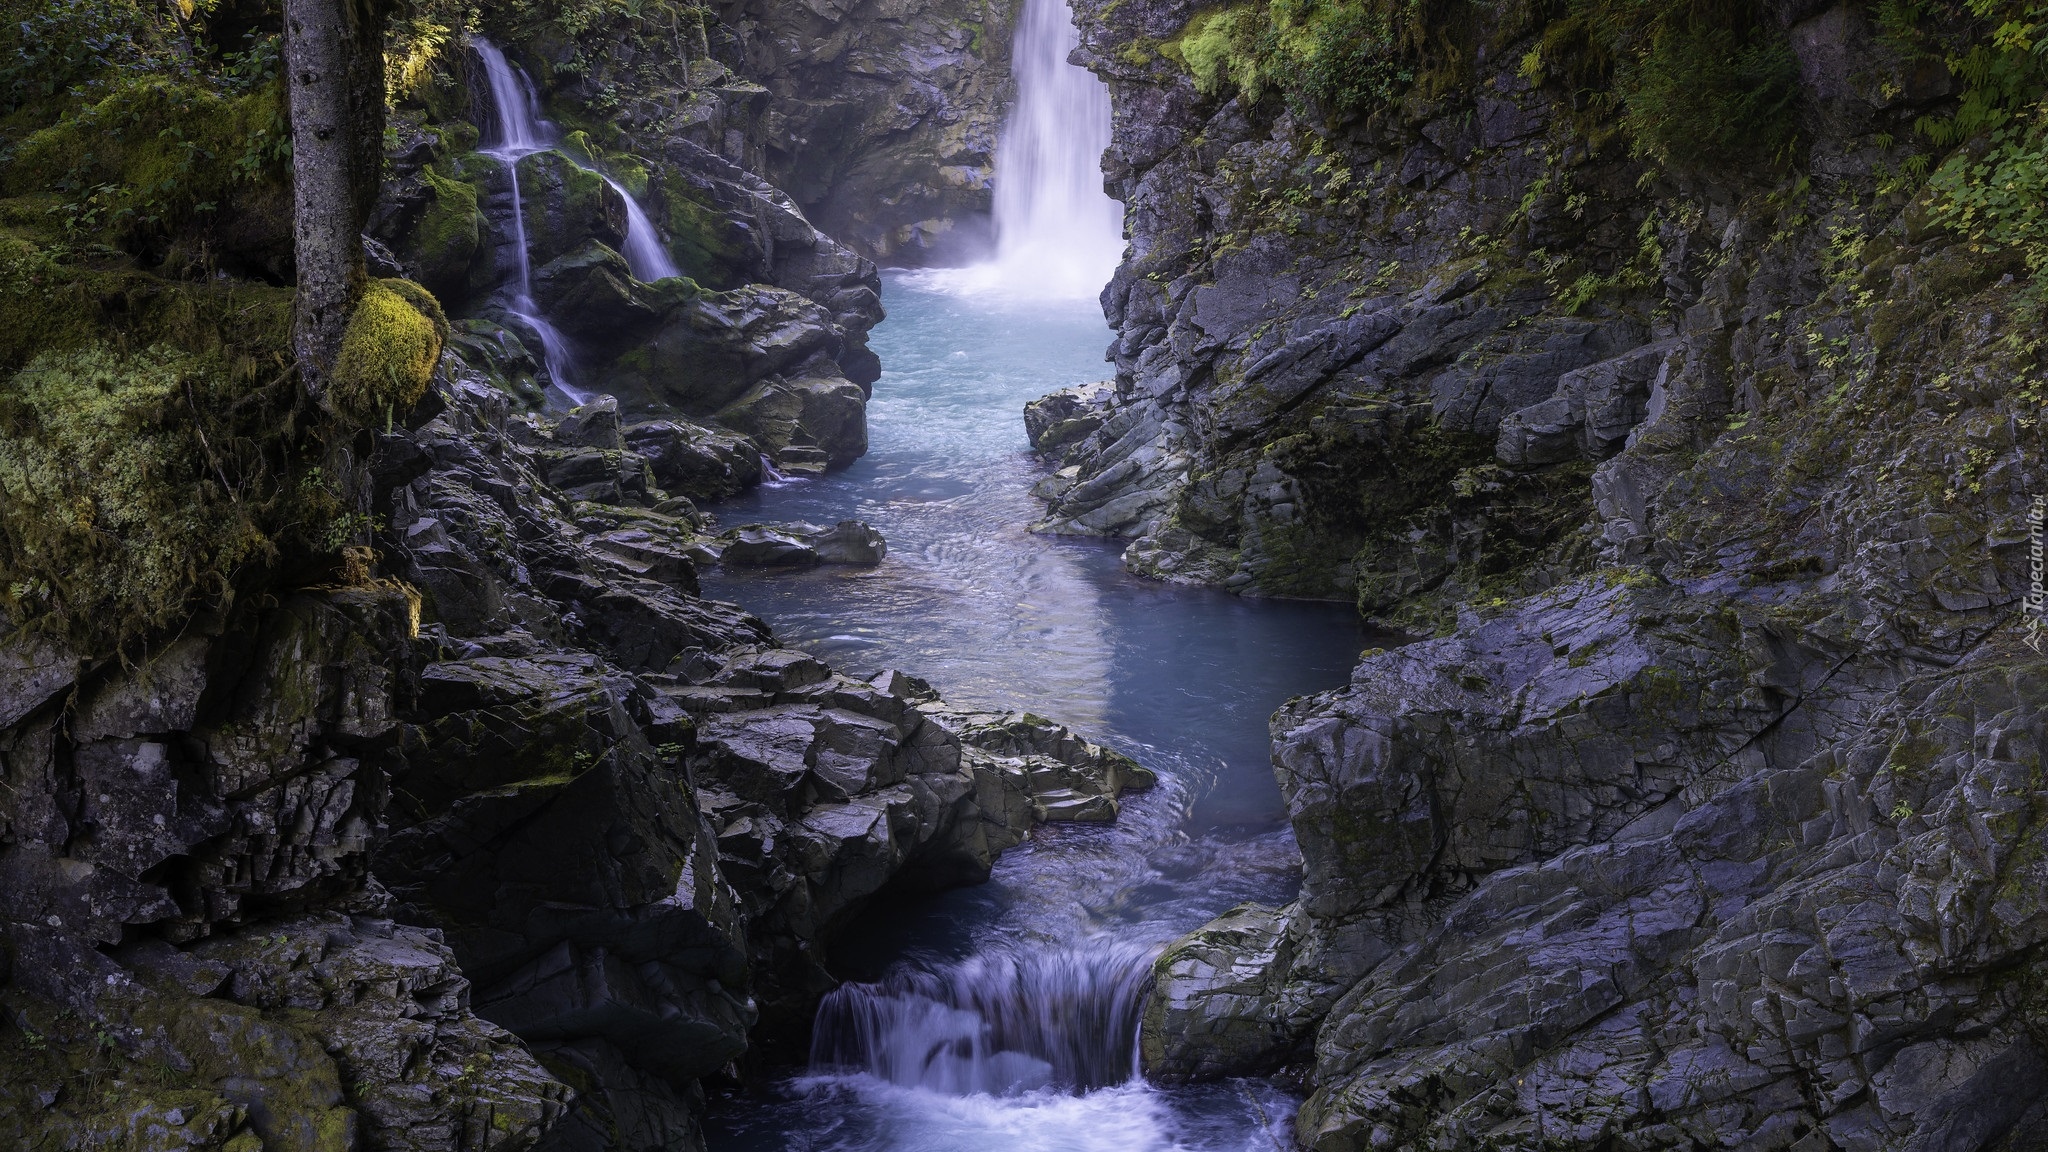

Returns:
2,0,2046,1150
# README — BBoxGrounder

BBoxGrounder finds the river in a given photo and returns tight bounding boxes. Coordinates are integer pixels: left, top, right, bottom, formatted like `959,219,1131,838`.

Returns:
697,0,1364,1144
697,270,1366,1150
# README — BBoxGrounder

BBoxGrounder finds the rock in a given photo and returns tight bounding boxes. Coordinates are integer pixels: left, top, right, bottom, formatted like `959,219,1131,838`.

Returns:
808,520,887,565
718,525,820,568
1141,903,1307,1082
714,0,1014,264
711,364,870,471
623,418,764,501
1024,381,1115,461
716,520,887,568
554,397,625,451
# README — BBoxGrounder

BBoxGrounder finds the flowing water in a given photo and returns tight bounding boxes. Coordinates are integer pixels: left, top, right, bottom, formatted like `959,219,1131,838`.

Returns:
699,9,1365,1141
928,0,1123,299
472,38,681,402
699,266,1364,1152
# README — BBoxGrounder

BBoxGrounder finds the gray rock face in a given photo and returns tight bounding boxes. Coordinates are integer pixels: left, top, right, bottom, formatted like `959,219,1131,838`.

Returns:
0,591,570,1152
716,0,1018,264
1062,3,2048,1149
1,357,1151,1150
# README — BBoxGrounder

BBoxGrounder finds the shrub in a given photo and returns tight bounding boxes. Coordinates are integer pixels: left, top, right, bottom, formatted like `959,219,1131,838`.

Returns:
1525,0,1801,169
0,0,165,120
1616,23,1798,166
1172,0,1429,116
1927,100,2048,306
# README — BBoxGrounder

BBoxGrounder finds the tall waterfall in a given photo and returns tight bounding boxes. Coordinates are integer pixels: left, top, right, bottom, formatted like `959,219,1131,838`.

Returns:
809,942,1153,1096
988,0,1124,297
472,38,679,401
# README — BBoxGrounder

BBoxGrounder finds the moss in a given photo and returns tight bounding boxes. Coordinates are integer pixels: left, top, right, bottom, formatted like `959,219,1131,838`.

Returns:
412,168,484,292
0,344,275,650
0,228,295,374
5,76,289,249
661,188,752,287
328,279,448,425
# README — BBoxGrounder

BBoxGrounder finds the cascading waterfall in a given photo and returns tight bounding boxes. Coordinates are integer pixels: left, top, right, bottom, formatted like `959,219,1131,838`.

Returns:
986,0,1124,296
810,943,1154,1096
472,37,680,401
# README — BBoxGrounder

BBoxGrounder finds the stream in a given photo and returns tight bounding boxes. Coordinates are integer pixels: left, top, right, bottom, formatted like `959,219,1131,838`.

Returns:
689,0,1366,1145
697,271,1365,1150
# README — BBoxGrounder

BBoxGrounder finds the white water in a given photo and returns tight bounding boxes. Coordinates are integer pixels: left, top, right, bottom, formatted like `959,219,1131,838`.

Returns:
811,943,1153,1096
702,277,1364,1151
616,192,682,281
472,38,681,404
923,0,1124,299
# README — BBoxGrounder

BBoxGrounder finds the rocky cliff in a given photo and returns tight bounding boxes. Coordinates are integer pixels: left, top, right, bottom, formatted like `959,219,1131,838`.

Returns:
0,3,1130,1150
714,0,1019,264
1055,0,2048,1148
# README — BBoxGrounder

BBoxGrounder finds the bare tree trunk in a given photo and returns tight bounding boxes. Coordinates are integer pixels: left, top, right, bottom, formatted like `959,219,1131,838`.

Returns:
282,0,388,400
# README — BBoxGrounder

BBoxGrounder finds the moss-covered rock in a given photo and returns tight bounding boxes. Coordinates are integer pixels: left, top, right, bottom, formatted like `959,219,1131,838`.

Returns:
0,344,273,651
3,76,290,266
329,279,449,425
407,168,487,302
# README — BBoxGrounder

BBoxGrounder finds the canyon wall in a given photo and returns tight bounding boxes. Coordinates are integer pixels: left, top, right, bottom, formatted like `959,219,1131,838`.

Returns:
0,3,1105,1150
1050,1,2048,1148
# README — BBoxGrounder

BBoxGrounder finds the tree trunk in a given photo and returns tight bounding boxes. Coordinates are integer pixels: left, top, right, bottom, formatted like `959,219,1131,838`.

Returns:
282,0,388,400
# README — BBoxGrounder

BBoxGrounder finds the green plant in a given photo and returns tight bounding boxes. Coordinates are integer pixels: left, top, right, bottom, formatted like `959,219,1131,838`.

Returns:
1171,0,1435,118
1926,100,2048,306
1522,0,1800,168
1882,0,2048,146
0,0,165,118
8,76,289,250
1615,23,1798,167
0,344,274,651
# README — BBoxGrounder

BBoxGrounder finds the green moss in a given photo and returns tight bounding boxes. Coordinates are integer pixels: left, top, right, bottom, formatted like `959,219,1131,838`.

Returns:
1169,0,1437,117
0,344,273,649
417,169,483,267
0,227,295,373
5,76,289,248
661,188,751,287
329,279,448,424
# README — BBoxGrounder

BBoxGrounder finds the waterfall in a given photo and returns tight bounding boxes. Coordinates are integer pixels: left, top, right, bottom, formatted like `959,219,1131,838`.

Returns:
471,36,679,315
809,942,1153,1096
987,0,1124,297
616,190,681,281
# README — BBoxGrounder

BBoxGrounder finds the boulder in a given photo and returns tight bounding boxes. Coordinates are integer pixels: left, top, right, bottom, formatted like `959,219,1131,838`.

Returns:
713,519,886,568
807,520,887,565
623,418,764,500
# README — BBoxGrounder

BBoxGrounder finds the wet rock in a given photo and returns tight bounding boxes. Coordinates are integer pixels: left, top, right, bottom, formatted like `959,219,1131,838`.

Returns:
554,397,625,451
1024,381,1115,462
715,520,887,568
717,526,820,568
1141,903,1307,1082
622,419,764,501
808,520,887,566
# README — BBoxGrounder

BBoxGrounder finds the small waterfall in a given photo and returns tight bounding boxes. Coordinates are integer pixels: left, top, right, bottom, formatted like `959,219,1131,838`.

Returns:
987,0,1124,296
471,37,679,295
809,942,1153,1096
615,185,681,281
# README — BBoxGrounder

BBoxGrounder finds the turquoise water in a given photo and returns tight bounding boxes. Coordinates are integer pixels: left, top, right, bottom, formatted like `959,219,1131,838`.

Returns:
700,271,1364,1151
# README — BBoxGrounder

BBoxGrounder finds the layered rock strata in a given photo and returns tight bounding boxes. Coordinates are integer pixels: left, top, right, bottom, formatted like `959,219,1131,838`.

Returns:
1067,2,2048,1149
